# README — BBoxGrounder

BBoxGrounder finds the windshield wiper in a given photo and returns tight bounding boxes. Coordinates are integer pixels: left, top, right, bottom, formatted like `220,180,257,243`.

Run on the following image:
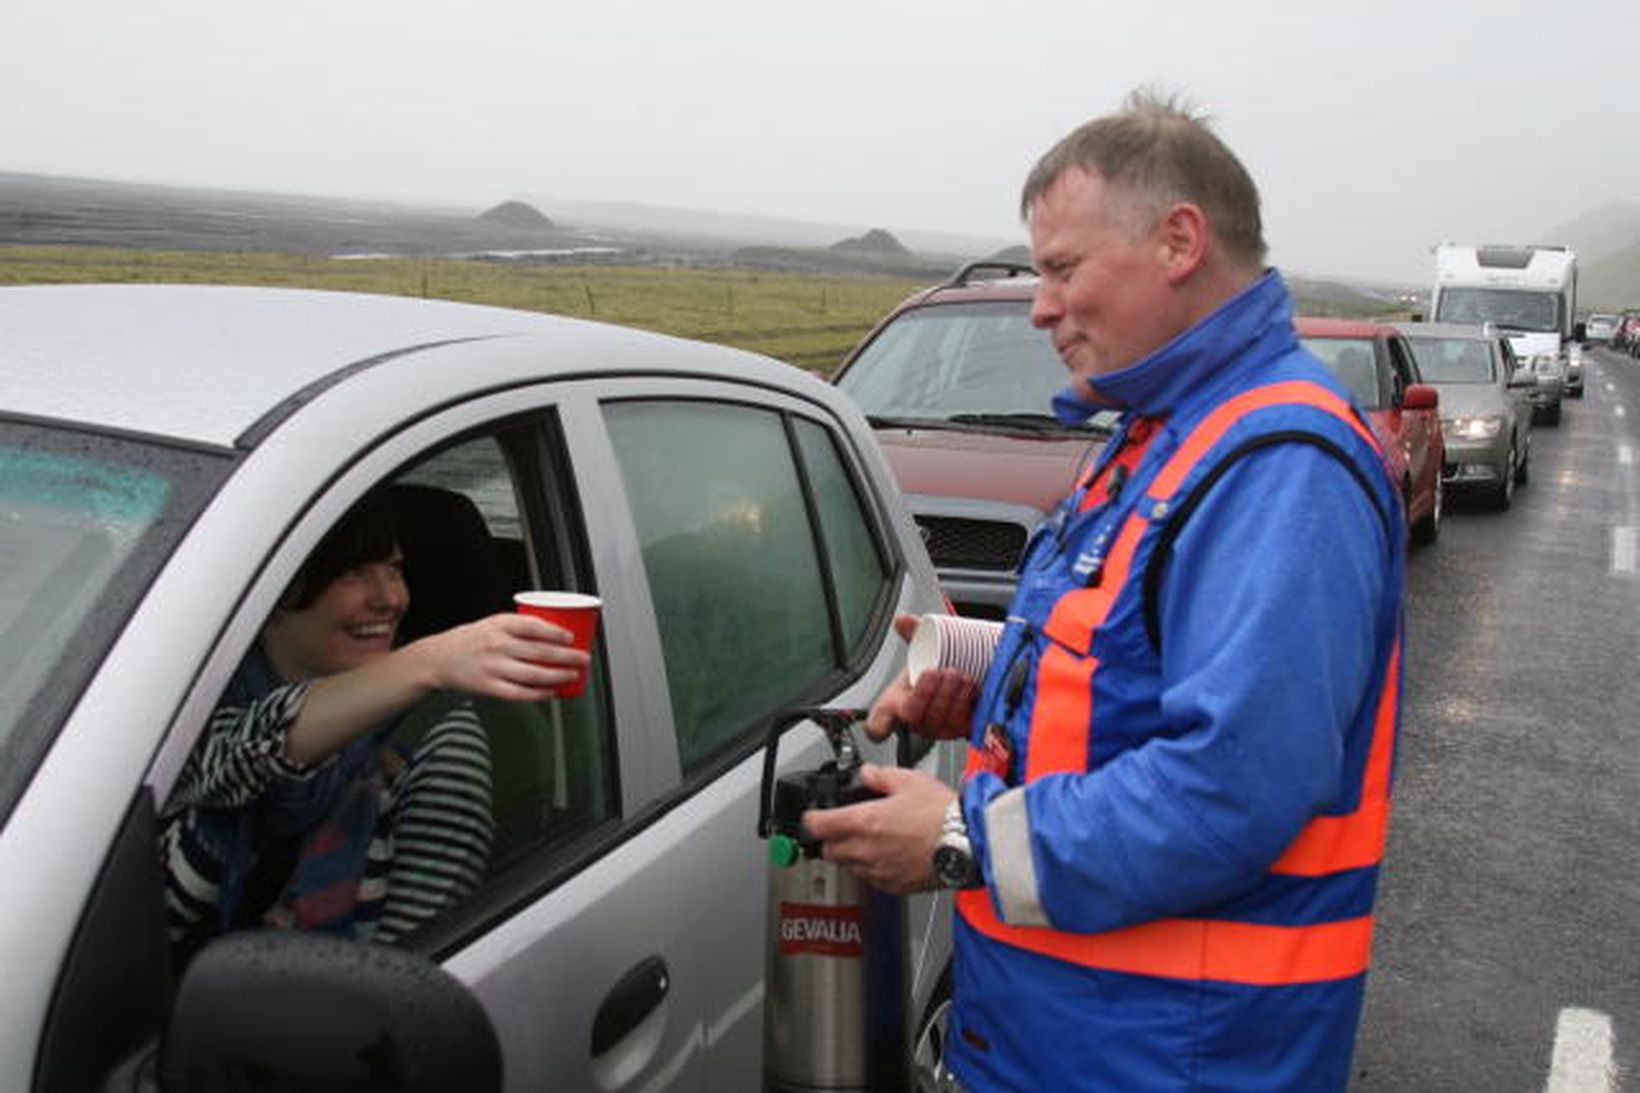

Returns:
948,412,1113,436
865,414,952,431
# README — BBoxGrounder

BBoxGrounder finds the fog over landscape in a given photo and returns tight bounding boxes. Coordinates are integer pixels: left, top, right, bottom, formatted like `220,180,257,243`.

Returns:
4,0,1637,289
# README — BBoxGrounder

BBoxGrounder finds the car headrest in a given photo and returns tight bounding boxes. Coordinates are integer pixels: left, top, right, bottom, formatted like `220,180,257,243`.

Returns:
387,483,511,643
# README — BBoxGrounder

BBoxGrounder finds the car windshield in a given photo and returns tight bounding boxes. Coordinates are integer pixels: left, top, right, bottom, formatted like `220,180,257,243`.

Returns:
1301,336,1383,408
836,300,1113,432
1405,336,1496,384
1435,288,1560,333
0,421,226,823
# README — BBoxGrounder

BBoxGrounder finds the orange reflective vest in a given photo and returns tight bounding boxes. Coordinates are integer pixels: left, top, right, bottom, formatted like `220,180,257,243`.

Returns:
957,379,1400,987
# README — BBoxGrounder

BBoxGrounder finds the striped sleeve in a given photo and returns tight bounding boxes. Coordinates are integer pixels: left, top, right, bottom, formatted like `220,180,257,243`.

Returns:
165,682,318,812
368,701,495,945
159,809,224,943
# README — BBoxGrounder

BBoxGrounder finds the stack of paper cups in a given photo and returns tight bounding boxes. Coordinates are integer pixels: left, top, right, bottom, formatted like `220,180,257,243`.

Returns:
906,614,1005,685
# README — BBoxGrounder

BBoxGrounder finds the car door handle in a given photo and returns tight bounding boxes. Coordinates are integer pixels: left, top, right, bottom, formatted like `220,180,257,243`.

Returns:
591,956,671,1057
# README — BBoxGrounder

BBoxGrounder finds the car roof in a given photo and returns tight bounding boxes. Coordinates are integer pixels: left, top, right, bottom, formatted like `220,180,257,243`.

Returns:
1394,321,1498,340
0,283,783,449
1293,316,1398,338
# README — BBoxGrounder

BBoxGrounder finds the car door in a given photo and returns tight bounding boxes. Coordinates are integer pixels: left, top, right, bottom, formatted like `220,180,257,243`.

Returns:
1385,335,1438,505
1497,337,1533,459
125,381,695,1090
439,376,947,1091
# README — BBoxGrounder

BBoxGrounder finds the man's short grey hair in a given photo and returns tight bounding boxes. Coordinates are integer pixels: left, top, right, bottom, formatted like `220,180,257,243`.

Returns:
1021,88,1267,268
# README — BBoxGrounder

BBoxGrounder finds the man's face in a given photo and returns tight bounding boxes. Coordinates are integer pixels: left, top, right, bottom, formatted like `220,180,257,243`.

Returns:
1028,167,1182,393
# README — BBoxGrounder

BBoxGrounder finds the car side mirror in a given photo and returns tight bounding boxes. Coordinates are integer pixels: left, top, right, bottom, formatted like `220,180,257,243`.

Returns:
1401,383,1438,411
1507,370,1536,388
159,930,501,1092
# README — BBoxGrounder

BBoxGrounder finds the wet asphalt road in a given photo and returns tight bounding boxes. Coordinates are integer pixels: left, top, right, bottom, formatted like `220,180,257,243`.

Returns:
1352,346,1640,1091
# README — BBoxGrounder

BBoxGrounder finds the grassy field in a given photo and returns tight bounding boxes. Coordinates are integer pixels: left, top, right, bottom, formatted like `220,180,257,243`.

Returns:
0,246,929,373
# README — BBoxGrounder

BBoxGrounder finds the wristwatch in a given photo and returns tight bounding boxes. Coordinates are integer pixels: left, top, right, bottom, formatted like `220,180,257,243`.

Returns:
933,797,983,890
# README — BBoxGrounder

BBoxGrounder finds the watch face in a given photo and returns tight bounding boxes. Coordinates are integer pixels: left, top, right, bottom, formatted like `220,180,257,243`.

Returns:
934,843,979,889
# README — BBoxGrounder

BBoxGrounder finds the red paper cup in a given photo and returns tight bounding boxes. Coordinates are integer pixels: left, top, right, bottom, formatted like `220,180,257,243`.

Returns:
514,591,602,697
907,614,1004,686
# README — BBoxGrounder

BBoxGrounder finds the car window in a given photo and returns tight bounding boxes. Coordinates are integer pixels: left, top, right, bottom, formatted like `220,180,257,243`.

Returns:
0,421,228,826
1387,337,1419,389
1435,287,1560,332
604,400,892,772
390,428,614,874
793,418,892,652
837,300,1073,419
1302,337,1382,408
158,414,617,962
1406,337,1495,384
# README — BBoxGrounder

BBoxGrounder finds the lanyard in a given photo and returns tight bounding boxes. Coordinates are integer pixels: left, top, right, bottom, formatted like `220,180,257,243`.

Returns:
973,416,1166,781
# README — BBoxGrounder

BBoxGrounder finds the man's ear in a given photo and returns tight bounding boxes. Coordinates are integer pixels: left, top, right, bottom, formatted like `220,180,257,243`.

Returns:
1157,202,1209,285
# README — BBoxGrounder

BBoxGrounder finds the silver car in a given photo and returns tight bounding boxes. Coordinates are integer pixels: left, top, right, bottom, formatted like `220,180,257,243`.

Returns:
1399,321,1535,510
0,284,957,1092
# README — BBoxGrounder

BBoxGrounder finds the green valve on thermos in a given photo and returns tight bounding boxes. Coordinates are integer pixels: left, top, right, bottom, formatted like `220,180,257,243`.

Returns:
769,834,802,868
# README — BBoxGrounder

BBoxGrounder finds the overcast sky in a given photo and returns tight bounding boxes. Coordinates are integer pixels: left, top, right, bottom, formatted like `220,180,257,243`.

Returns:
4,0,1635,284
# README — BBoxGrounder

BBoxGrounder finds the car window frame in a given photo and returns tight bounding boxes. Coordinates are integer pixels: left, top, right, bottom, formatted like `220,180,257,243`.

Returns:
590,380,907,794
144,384,636,955
1385,335,1418,401
141,371,910,965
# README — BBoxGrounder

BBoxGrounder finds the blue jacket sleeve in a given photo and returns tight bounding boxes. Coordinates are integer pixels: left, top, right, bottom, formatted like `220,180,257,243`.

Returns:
969,440,1393,933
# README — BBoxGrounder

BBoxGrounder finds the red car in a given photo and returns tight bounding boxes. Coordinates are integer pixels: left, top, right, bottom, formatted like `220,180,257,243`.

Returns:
1296,317,1445,545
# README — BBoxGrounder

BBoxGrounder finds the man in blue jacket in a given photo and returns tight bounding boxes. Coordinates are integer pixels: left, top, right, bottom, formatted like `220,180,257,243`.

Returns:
806,90,1405,1091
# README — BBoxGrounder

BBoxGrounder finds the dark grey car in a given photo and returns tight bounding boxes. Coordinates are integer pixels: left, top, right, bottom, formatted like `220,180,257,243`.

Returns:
1398,321,1535,510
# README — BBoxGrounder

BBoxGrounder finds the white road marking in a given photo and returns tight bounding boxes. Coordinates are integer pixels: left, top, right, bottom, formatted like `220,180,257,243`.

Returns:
1544,1007,1617,1093
1616,405,1628,419
1620,445,1634,467
1614,527,1637,576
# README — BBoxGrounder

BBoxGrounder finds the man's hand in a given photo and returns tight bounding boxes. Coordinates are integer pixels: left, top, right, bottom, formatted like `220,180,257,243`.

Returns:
863,614,980,743
802,765,955,895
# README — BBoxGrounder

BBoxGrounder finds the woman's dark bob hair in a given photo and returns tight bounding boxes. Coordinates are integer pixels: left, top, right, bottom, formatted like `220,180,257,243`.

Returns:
279,489,402,611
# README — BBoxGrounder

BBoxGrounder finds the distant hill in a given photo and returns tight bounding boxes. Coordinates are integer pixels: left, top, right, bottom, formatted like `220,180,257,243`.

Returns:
0,171,598,258
1540,202,1640,266
478,200,554,231
0,170,1456,312
728,243,950,279
532,195,1020,260
831,228,910,256
1581,243,1640,311
1537,202,1640,309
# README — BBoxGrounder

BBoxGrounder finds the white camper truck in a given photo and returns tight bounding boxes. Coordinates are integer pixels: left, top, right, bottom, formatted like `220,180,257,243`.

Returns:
1431,244,1583,419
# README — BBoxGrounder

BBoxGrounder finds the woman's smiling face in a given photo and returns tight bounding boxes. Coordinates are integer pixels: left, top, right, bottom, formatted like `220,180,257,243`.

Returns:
263,551,408,680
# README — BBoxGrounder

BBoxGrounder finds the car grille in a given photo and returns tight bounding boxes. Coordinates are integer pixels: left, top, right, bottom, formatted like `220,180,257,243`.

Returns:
915,516,1028,572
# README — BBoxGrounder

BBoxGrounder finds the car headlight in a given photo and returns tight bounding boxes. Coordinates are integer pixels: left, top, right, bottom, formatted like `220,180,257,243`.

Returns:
1442,415,1503,440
